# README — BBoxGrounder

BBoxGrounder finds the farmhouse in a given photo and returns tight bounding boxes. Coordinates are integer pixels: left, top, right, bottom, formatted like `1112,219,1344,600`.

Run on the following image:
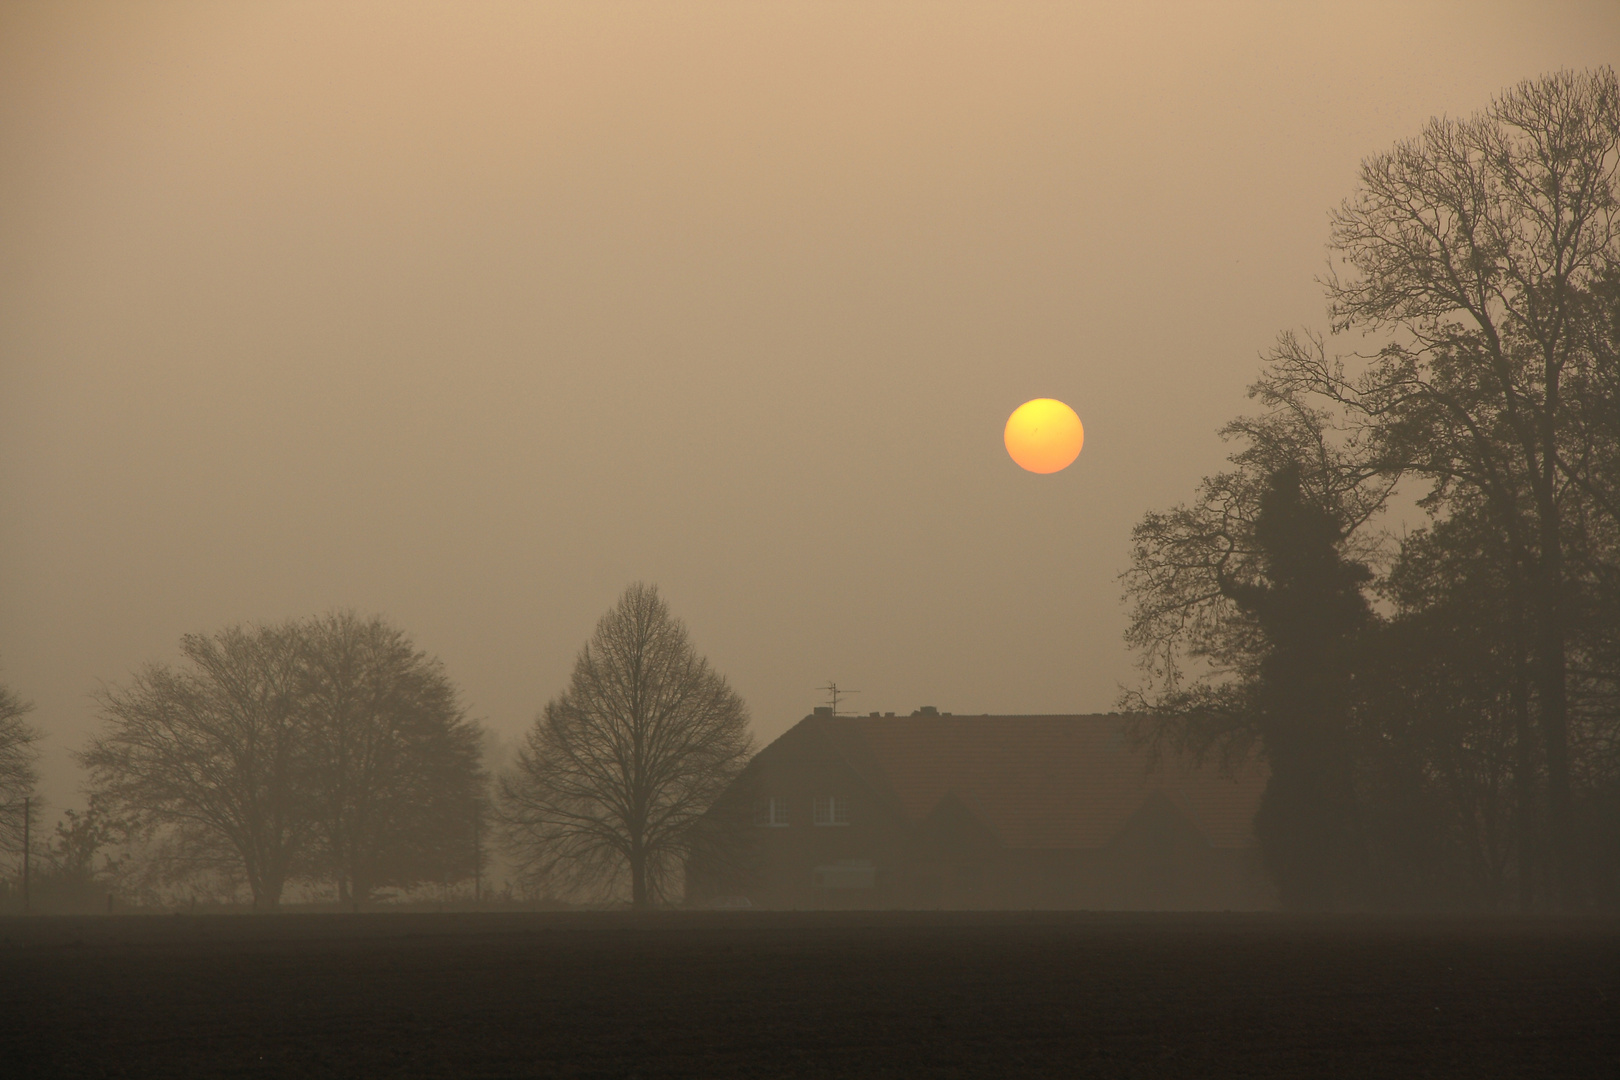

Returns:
686,711,1273,910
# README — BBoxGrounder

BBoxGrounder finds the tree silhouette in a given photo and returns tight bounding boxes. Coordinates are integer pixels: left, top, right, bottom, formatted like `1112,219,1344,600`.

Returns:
1262,67,1620,902
500,583,753,907
300,612,485,908
83,616,485,909
1220,465,1371,909
1124,67,1620,911
83,624,308,909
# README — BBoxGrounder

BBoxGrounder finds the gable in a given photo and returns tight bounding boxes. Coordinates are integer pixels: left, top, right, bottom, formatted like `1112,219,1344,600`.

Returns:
738,718,906,827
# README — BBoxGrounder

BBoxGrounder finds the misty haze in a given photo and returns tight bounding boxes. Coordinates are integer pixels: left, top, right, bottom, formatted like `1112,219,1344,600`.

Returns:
3,3,1619,1077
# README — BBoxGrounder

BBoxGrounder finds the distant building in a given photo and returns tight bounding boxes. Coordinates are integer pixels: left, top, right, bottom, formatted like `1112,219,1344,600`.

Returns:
686,712,1273,910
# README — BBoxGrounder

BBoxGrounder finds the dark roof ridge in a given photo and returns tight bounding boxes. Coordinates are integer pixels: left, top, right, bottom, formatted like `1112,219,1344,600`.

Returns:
775,710,1265,849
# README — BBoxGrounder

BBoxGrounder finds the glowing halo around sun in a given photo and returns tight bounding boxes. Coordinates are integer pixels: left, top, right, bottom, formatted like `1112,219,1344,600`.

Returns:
1004,398,1084,474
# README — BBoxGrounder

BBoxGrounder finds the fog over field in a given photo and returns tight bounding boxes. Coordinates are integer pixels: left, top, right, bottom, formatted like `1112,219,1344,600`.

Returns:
2,1,1617,815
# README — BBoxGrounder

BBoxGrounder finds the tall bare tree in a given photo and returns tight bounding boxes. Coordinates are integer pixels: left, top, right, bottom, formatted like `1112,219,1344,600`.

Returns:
1121,392,1392,768
1125,68,1620,909
0,672,40,861
500,583,753,907
1258,67,1620,901
300,612,485,908
82,624,309,909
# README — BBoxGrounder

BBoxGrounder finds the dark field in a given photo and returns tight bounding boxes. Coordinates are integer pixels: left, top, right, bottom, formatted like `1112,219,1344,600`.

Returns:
2,911,1618,1078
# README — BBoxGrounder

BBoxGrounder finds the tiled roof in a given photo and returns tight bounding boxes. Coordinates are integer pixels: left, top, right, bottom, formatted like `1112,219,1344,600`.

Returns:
798,714,1266,850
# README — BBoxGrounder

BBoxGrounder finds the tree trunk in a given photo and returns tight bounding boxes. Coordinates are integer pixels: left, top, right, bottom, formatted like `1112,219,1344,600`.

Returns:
1512,647,1537,912
1503,570,1539,914
245,855,268,911
1535,592,1574,908
1533,471,1574,908
351,870,371,913
250,872,284,911
629,843,648,908
252,845,288,911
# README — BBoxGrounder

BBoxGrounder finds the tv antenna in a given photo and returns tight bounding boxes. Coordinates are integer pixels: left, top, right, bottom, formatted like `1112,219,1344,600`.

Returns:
816,680,860,717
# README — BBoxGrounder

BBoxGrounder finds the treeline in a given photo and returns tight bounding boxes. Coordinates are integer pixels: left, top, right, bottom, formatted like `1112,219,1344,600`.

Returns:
81,613,486,909
0,614,484,910
1123,68,1620,911
1,585,752,912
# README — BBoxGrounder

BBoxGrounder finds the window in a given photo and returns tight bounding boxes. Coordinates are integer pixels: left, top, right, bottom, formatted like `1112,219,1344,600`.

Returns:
813,796,850,826
754,797,790,827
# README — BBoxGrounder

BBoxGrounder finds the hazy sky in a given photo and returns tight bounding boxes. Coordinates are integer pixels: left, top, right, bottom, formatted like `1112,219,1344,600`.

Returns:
4,1,1618,810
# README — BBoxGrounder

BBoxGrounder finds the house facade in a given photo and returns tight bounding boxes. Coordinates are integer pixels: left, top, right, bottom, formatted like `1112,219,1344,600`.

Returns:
686,711,1274,910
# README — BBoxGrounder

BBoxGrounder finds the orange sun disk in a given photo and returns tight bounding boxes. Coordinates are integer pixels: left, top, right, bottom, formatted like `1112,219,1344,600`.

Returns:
1004,398,1084,474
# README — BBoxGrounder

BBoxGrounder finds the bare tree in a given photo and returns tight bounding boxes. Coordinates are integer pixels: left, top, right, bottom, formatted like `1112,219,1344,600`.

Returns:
1259,67,1620,902
300,612,485,908
1120,391,1392,768
81,624,309,909
0,673,40,861
500,583,754,907
1124,68,1620,909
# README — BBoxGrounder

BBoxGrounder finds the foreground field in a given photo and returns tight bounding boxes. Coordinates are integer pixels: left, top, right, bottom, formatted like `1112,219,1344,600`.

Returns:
2,911,1617,1077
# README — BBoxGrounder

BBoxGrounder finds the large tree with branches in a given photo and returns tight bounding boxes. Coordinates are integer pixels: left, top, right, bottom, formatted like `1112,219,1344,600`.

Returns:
1124,68,1620,908
83,616,486,909
300,612,485,908
500,583,754,907
1263,67,1620,902
82,624,309,909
